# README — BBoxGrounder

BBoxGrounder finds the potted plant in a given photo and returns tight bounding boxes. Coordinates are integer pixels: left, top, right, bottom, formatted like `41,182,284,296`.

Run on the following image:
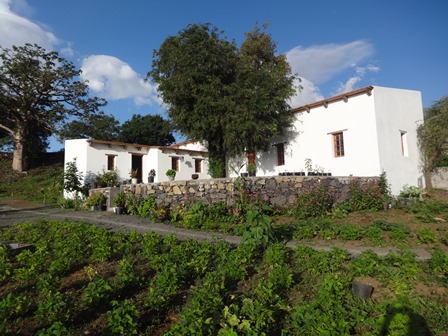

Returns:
166,169,176,181
247,163,256,177
130,169,138,184
148,169,156,183
113,191,126,214
85,193,105,211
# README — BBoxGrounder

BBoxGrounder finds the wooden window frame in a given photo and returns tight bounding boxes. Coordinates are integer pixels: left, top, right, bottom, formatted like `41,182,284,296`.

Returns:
171,156,180,171
106,154,116,171
273,143,285,166
194,158,202,173
332,132,345,157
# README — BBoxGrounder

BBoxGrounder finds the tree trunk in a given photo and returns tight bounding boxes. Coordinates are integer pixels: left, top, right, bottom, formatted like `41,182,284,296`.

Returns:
423,168,433,190
12,134,26,172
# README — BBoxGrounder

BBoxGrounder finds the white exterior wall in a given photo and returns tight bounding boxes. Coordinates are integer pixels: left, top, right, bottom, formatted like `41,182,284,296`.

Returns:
64,139,211,191
372,87,424,194
228,86,424,195
285,93,381,176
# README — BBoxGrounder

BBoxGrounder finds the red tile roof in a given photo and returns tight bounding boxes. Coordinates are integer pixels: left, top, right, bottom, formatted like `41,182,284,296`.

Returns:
291,85,374,114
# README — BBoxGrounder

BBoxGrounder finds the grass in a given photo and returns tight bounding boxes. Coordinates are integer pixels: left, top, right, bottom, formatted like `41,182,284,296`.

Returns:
0,157,64,205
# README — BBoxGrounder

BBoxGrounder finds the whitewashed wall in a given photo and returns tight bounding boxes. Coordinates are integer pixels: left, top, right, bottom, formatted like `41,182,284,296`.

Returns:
228,86,424,195
372,87,424,194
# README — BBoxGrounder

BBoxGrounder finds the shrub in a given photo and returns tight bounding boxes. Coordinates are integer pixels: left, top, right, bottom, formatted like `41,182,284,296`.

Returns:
349,178,388,211
292,184,334,219
417,228,437,244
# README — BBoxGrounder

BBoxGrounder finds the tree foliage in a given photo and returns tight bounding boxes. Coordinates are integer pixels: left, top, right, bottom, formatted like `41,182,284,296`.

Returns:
417,96,448,188
148,23,297,177
0,43,106,171
118,114,175,146
58,112,120,141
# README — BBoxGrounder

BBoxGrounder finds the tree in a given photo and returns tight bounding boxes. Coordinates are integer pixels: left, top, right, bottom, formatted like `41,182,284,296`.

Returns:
225,24,296,156
118,114,175,146
0,43,106,172
58,112,120,141
149,23,296,177
149,24,239,176
417,96,448,189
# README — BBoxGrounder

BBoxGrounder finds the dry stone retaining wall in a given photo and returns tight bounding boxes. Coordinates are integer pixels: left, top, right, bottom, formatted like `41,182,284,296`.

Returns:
96,176,379,211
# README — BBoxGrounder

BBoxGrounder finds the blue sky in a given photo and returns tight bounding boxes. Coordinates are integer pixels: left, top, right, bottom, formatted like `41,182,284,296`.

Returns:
1,0,447,150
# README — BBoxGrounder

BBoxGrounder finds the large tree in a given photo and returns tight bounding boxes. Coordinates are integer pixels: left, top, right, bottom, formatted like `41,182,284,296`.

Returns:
0,43,106,171
118,114,175,146
149,24,237,176
58,112,121,141
225,24,296,156
417,96,448,189
149,23,296,177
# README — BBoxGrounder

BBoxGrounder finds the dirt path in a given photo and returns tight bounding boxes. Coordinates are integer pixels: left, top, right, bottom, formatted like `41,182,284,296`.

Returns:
0,201,433,260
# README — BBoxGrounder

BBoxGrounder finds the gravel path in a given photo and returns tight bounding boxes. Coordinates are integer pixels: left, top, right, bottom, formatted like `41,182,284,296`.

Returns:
0,203,432,260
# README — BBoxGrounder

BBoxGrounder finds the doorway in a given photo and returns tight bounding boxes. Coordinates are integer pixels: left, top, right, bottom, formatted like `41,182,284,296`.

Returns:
131,155,143,182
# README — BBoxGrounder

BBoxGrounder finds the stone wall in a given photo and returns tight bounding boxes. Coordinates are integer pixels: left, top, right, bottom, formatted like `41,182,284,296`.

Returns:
97,176,379,211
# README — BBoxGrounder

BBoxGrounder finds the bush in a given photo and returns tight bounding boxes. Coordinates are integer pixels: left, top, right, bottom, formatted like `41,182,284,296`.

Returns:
292,184,334,219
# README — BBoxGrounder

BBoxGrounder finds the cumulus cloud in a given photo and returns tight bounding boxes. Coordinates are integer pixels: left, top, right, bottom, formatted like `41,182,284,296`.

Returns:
288,78,324,108
81,55,159,106
285,40,376,106
0,0,58,49
286,40,374,84
335,63,380,94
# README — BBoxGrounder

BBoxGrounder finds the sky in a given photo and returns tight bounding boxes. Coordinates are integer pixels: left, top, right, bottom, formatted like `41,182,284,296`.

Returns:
1,0,447,151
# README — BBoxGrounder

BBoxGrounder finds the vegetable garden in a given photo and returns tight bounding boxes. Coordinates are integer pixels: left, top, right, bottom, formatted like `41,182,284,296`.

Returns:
1,176,448,335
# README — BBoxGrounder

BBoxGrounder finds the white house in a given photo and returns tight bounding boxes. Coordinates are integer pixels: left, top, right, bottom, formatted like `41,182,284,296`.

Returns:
228,85,424,195
65,85,424,196
64,138,210,186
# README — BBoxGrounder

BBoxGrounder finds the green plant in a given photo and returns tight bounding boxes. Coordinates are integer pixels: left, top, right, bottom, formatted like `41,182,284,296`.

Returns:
124,194,141,216
107,299,139,335
292,184,334,219
84,192,105,207
246,163,256,172
399,184,424,198
113,191,127,208
417,227,437,243
242,210,274,248
166,169,176,178
349,177,390,211
63,160,84,208
101,169,120,187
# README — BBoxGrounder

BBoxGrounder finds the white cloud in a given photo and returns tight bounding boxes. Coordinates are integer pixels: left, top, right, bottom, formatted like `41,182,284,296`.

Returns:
81,55,159,106
286,40,374,85
0,0,58,50
335,63,380,94
288,78,324,108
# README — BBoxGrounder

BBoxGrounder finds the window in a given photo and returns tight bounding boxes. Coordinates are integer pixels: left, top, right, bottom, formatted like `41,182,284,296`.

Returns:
274,143,285,166
194,159,202,173
400,131,408,157
333,132,345,157
171,157,180,171
107,155,116,170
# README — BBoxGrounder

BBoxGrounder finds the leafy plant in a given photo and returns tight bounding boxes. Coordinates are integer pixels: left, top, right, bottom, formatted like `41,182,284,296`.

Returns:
113,191,127,208
242,210,274,248
292,184,334,219
417,227,437,244
84,192,105,207
166,169,176,178
107,299,139,335
148,169,156,177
